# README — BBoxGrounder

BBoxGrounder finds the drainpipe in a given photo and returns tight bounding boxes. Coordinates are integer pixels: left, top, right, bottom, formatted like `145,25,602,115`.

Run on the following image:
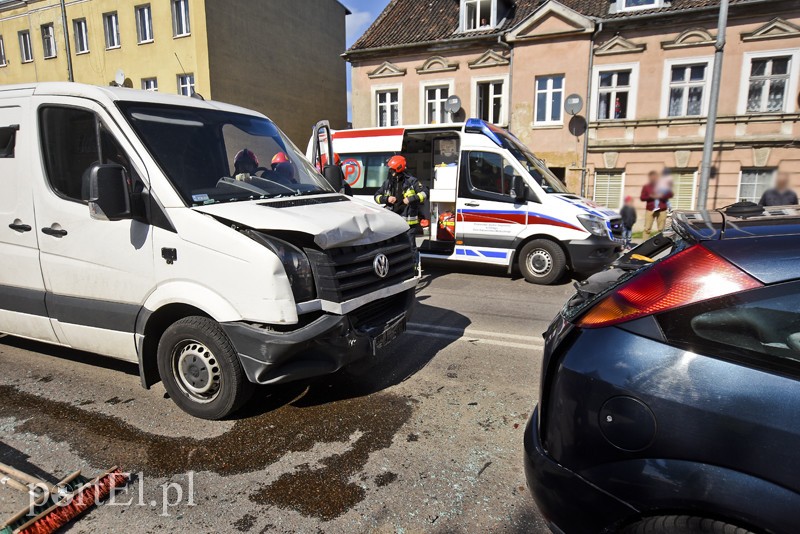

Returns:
500,35,514,129
59,0,74,82
580,21,602,198
697,0,729,210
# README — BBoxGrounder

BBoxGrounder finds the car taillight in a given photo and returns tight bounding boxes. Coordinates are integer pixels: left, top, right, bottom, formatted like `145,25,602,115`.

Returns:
576,244,762,328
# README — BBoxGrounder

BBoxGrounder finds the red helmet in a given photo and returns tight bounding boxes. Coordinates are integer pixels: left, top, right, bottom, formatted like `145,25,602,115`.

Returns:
233,149,259,172
387,155,407,174
271,152,290,168
321,153,341,166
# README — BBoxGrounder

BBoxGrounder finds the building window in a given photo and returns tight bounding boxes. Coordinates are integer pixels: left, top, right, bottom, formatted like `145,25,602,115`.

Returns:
0,36,6,67
177,74,195,96
41,24,56,59
104,12,121,49
739,169,776,204
424,85,451,124
142,78,158,91
593,172,624,210
616,0,664,12
172,0,191,37
667,62,710,117
376,89,399,127
73,19,89,54
18,31,33,63
534,75,564,125
747,57,791,113
476,79,505,125
597,70,632,120
671,171,697,211
462,0,494,31
136,5,154,43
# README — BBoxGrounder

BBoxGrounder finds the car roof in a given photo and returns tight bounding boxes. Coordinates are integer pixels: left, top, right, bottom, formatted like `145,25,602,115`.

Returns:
675,205,800,241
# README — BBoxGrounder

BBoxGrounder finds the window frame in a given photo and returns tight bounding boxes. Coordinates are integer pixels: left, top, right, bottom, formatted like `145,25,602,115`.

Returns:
461,0,497,32
661,56,714,118
590,62,639,121
41,24,57,59
462,149,520,203
738,168,777,204
420,79,455,125
738,49,800,115
593,170,625,210
171,0,191,37
372,84,402,127
135,4,154,44
615,0,664,12
103,12,121,49
141,77,158,92
177,73,195,96
73,18,89,54
18,30,33,63
533,74,565,127
472,74,509,126
0,35,6,67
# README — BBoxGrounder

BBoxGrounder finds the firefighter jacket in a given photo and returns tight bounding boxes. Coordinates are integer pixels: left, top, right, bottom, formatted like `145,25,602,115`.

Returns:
374,173,427,226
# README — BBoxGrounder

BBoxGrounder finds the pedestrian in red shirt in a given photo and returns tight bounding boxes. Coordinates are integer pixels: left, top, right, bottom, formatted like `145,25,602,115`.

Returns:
640,170,673,239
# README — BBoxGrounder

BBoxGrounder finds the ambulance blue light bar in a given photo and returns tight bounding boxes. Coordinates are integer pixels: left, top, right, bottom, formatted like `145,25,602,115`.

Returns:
464,118,505,147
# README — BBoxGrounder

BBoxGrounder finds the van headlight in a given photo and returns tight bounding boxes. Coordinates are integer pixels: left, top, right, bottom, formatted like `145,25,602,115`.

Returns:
577,214,608,238
247,232,316,303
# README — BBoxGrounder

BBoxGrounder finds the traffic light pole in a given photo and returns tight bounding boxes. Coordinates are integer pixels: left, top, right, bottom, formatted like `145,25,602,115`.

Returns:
697,0,729,210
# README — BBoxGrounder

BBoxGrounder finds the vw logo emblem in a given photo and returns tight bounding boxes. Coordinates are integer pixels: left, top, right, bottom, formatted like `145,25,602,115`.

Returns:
373,253,390,278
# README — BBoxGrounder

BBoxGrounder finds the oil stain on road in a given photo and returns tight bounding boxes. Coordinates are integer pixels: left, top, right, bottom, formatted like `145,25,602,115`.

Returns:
0,384,414,520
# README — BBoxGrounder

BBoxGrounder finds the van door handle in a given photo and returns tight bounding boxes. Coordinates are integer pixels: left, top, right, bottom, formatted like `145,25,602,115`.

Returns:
8,221,32,233
41,226,68,238
464,202,481,207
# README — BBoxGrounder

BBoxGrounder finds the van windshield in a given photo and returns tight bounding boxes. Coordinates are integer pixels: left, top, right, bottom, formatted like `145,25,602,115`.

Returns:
117,102,333,206
497,130,569,194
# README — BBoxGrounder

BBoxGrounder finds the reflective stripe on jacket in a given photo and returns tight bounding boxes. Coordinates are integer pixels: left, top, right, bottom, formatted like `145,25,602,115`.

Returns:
374,173,427,226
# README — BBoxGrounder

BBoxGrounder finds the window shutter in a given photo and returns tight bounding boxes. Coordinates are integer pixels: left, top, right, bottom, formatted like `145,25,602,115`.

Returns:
594,172,624,210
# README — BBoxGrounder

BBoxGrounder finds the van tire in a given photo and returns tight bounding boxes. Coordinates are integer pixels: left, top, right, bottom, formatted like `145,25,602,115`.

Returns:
518,239,566,285
157,316,253,420
621,515,755,534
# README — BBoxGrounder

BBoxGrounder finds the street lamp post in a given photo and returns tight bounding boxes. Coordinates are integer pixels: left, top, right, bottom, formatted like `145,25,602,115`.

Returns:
697,0,729,210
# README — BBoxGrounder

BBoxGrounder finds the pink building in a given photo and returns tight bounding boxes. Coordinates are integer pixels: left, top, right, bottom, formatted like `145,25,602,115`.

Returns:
345,0,800,228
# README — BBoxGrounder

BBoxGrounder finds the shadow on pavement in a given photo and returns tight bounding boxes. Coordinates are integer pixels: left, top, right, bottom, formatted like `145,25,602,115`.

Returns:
422,258,575,287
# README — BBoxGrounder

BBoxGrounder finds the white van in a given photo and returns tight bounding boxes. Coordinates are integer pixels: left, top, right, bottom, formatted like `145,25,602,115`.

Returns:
0,83,419,419
320,119,624,285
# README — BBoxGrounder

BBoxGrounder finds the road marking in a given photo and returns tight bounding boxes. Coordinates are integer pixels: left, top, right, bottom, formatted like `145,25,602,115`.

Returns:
405,323,543,350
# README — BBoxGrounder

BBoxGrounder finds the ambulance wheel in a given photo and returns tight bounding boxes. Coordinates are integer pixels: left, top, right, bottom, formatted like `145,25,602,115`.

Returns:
519,240,566,285
157,316,253,420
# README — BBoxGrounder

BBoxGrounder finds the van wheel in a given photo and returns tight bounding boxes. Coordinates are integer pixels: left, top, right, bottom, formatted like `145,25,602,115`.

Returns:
621,516,756,534
157,316,253,420
518,239,566,285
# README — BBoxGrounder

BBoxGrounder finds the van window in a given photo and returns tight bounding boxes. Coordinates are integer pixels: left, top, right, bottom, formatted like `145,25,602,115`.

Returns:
338,152,394,190
465,151,517,199
0,125,18,158
40,106,134,202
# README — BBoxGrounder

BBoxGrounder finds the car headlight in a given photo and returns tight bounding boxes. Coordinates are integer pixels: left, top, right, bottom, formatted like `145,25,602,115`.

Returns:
577,214,608,238
247,232,316,303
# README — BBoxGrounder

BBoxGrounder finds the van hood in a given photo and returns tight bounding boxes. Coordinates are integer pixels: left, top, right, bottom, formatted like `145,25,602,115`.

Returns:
553,194,620,219
192,195,409,249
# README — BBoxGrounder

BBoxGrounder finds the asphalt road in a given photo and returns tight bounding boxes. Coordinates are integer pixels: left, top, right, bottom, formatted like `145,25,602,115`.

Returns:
0,262,575,533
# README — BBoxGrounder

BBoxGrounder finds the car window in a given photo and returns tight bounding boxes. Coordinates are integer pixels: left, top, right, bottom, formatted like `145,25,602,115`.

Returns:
0,125,18,158
338,152,394,191
39,106,133,202
465,151,518,200
658,281,800,375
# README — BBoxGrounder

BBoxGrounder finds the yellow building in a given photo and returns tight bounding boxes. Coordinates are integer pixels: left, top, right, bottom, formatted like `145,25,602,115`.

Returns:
0,0,349,143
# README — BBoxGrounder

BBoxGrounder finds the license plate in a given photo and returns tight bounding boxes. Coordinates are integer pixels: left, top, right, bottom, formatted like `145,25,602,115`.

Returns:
372,315,406,353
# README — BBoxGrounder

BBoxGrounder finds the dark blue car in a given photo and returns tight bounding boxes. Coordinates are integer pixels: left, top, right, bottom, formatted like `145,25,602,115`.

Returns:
525,203,800,534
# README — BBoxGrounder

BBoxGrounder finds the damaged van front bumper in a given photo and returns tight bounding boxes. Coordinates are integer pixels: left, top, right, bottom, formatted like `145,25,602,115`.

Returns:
222,288,415,385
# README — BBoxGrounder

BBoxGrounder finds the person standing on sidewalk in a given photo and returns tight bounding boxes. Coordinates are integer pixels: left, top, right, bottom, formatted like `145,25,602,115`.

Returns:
619,196,637,250
640,170,673,239
758,172,798,207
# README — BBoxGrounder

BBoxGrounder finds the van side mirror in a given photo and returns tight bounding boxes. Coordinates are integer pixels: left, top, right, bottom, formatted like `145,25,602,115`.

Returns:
88,164,132,221
510,175,526,202
323,164,345,193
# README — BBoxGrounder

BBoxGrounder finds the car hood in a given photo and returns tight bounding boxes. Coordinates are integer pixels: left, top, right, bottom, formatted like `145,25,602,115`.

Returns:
553,194,620,219
192,195,409,249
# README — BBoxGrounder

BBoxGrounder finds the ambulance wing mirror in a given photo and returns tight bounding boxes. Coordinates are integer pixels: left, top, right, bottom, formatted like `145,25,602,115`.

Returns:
88,163,132,221
510,174,526,202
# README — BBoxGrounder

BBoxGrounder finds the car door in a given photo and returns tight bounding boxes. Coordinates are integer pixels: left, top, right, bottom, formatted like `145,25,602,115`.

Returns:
455,150,526,265
0,99,59,343
31,98,155,361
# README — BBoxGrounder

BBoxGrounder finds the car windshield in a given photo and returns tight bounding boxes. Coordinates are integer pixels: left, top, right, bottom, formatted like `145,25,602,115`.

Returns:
497,130,568,194
118,102,333,206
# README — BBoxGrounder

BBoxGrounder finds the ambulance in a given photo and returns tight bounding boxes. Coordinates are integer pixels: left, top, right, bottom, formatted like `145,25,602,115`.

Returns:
321,119,624,285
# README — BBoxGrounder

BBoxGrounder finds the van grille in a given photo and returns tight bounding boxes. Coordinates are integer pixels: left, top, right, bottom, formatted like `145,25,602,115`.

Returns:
306,234,417,302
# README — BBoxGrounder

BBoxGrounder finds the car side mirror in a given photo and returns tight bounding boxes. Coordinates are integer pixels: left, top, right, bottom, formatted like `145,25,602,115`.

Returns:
88,163,132,221
323,164,345,193
510,175,526,202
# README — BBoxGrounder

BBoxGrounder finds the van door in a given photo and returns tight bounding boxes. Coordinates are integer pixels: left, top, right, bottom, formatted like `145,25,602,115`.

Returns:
456,150,526,265
0,102,59,343
31,99,155,361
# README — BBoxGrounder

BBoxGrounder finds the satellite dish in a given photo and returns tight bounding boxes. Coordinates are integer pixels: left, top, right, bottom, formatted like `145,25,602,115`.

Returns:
114,69,125,87
564,93,584,116
444,95,462,114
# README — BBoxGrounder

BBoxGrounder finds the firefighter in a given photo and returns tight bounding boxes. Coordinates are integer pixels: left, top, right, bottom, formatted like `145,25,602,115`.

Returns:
375,155,427,231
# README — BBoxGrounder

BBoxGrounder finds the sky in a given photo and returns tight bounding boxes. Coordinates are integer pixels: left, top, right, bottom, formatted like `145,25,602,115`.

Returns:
343,0,392,121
